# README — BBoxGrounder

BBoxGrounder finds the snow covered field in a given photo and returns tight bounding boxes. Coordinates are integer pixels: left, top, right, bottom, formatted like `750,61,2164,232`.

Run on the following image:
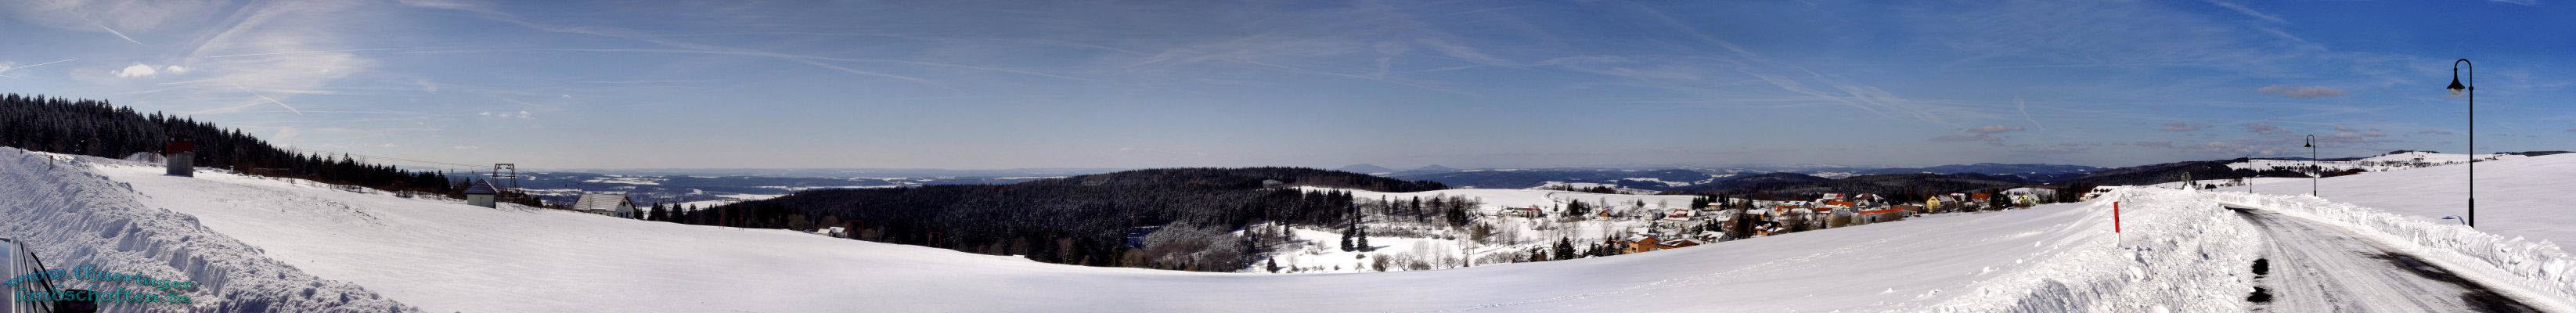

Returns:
2240,153,2575,246
0,148,417,312
15,145,2576,311
2229,151,2524,174
41,150,2270,311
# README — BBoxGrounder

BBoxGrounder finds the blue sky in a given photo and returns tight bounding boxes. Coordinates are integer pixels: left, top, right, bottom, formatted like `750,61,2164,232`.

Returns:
2,0,2570,170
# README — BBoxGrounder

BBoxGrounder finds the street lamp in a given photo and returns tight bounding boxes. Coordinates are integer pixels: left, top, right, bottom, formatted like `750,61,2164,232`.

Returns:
2449,59,2475,228
2304,135,2317,196
2243,153,2256,193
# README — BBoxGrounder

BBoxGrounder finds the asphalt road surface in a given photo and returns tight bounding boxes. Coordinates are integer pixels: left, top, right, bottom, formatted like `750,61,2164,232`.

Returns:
2229,207,2540,312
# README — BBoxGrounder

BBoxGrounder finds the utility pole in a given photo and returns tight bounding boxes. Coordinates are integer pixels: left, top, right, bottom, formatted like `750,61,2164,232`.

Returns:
2304,135,2318,197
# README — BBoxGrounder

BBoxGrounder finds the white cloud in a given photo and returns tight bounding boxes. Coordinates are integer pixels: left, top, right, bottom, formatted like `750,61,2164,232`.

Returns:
477,111,534,119
1967,125,2025,134
113,63,160,77
2243,122,2291,136
452,146,481,150
1931,125,2026,144
272,127,301,142
378,143,401,148
2257,85,2347,99
163,65,189,74
2200,0,2286,24
3,1,218,34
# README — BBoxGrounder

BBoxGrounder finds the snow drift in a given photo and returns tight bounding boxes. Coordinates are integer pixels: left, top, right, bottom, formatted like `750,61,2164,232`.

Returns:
0,148,418,312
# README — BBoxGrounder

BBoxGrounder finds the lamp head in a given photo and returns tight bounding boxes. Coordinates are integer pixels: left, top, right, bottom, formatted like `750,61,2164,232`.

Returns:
2448,76,2468,96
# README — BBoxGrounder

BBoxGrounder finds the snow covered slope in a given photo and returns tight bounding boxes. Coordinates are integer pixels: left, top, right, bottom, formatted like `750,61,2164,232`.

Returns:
2242,153,2576,246
67,152,2279,311
2229,150,2524,174
49,144,2573,311
81,157,1077,312
0,148,417,312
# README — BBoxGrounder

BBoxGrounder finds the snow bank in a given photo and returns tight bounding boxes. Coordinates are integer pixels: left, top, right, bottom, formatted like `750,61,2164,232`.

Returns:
0,148,418,312
2213,192,2576,310
2242,153,2576,250
1933,188,2264,312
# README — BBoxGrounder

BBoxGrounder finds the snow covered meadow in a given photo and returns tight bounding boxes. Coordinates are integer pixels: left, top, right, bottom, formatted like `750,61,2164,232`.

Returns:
2228,150,2526,174
6,146,2270,311
10,146,2576,311
0,148,417,312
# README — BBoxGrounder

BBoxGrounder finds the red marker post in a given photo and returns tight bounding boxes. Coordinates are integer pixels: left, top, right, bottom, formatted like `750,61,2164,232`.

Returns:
2113,202,2121,233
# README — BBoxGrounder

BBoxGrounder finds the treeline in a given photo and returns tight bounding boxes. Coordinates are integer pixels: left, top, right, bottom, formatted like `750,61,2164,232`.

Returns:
2063,158,2315,187
0,94,459,194
672,167,1450,272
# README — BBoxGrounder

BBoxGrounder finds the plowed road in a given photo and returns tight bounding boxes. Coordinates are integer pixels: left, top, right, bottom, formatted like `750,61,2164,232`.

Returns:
2229,207,2539,312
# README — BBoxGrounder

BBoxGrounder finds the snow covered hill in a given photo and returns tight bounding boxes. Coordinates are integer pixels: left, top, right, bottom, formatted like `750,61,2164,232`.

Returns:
13,146,2287,311
0,148,417,312
70,154,1083,313
2229,150,2525,174
2239,153,2576,249
17,144,2576,311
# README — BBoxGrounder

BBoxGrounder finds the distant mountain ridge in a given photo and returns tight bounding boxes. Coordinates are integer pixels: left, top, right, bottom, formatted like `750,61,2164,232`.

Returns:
1382,163,2099,192
1386,164,1461,176
1335,164,1396,174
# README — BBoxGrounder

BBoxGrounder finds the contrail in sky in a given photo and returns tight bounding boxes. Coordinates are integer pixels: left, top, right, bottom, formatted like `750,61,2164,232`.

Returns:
92,22,146,46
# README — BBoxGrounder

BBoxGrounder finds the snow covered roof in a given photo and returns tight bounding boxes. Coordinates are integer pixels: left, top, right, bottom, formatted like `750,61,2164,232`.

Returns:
571,193,632,213
462,178,499,195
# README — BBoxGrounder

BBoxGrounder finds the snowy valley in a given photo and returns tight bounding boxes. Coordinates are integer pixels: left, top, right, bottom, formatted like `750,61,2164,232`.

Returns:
13,146,2576,311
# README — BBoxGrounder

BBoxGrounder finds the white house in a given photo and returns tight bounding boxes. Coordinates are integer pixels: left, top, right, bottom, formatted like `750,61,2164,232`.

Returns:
571,193,638,218
463,178,499,208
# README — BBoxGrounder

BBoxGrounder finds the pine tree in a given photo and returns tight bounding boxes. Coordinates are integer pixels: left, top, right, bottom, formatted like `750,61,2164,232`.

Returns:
1552,237,1577,260
1354,226,1370,252
1339,226,1356,252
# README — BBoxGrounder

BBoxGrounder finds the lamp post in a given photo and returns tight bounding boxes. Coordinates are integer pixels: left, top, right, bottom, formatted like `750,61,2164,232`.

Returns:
2448,59,2475,228
2244,154,2256,193
2304,135,2317,196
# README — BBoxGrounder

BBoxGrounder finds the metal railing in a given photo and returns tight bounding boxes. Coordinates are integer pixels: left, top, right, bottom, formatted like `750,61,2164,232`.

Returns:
2,238,63,313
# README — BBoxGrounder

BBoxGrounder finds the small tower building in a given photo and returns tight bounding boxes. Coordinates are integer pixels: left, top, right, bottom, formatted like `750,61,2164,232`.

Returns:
164,136,194,177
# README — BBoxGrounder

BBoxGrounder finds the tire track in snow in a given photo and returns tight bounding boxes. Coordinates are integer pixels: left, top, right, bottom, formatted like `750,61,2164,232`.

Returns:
2230,207,2540,312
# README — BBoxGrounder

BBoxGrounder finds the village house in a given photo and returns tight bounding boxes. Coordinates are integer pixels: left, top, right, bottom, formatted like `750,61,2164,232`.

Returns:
1850,193,1885,207
1657,238,1701,250
1859,205,1918,224
570,193,638,218
1623,235,1662,254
